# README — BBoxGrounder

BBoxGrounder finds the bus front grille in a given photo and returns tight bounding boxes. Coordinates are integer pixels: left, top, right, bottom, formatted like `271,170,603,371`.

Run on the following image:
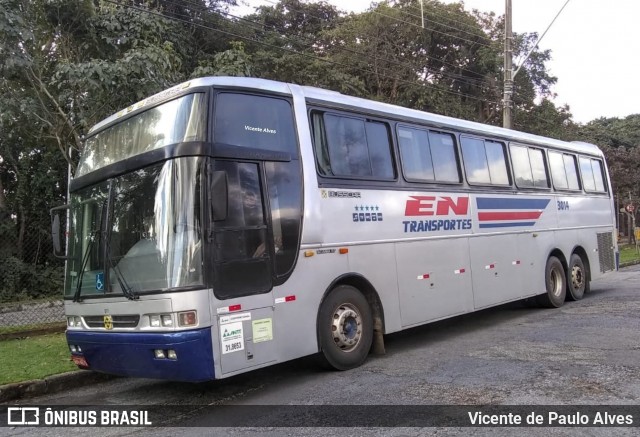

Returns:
83,315,140,328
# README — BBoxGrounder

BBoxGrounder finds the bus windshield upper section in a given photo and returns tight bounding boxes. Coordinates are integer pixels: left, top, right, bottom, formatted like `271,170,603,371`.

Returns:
65,157,203,299
77,93,206,177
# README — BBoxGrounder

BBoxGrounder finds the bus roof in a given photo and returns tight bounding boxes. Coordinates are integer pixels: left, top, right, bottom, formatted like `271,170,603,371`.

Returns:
88,76,603,157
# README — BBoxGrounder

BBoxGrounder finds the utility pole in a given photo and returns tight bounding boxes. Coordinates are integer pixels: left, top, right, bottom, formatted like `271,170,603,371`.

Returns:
503,0,513,129
503,0,571,129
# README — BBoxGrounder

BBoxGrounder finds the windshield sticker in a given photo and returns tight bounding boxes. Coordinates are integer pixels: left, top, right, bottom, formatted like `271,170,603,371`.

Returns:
353,205,383,222
95,273,105,291
252,318,273,343
244,125,277,134
221,321,244,355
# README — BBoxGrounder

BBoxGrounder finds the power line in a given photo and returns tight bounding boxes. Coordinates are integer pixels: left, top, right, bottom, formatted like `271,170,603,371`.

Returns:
370,7,496,50
393,1,493,41
152,0,495,90
104,0,496,105
248,0,495,85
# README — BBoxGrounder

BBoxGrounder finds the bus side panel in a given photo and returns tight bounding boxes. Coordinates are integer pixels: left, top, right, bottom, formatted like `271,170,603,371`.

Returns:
516,231,552,298
555,195,615,280
469,234,521,310
347,243,403,334
395,238,473,327
271,248,353,362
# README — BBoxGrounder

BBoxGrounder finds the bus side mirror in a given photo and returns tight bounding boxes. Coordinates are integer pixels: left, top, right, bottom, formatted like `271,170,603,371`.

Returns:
51,204,71,259
210,171,228,221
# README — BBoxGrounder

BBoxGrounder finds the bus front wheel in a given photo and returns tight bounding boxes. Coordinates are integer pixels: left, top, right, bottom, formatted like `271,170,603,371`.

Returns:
318,285,373,370
566,253,589,301
537,256,566,308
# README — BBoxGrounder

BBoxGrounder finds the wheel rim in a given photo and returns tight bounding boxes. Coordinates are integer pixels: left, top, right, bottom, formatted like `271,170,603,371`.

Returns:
571,264,584,290
331,303,362,352
549,266,564,297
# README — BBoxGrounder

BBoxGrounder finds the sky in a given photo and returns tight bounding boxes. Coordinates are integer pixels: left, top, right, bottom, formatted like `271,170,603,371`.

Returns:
233,0,640,124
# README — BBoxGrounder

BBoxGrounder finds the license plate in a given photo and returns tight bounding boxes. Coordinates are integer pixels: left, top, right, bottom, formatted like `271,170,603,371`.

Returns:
71,355,89,368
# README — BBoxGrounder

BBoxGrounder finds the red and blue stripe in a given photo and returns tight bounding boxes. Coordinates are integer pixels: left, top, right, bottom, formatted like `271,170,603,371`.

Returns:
477,198,550,229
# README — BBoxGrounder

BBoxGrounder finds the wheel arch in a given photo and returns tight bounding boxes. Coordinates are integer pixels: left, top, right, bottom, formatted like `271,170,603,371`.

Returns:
316,273,386,352
548,248,568,272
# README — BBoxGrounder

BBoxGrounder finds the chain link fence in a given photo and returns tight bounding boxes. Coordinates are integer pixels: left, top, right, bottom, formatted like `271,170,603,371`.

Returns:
0,214,66,331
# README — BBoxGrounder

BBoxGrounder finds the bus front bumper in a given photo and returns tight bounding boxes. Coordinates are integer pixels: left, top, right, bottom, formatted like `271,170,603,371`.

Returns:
66,328,215,382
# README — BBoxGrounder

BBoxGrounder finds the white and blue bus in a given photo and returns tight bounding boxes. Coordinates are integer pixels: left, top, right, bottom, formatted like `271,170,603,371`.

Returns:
52,77,617,381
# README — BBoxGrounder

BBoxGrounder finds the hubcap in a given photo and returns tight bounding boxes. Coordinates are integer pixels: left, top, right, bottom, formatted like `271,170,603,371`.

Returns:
550,267,563,297
572,265,584,290
331,303,362,352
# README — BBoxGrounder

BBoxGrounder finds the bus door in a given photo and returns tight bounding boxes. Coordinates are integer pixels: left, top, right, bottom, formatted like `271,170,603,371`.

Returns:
207,159,276,374
208,158,302,374
208,92,302,374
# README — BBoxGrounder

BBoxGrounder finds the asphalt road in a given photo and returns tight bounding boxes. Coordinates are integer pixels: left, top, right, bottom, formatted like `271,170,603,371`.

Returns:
3,265,640,436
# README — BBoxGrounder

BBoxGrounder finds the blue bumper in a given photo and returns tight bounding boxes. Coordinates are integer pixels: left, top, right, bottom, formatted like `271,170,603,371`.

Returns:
66,328,215,382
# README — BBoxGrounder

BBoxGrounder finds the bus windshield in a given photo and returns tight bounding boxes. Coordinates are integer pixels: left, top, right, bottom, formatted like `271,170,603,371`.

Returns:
65,157,204,299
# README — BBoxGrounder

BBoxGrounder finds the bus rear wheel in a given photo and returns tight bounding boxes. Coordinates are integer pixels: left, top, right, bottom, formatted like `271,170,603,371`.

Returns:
537,256,566,308
318,285,373,371
566,253,589,301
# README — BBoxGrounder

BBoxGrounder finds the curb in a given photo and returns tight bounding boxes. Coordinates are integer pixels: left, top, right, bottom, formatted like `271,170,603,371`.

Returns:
0,324,66,341
0,370,117,403
620,259,640,268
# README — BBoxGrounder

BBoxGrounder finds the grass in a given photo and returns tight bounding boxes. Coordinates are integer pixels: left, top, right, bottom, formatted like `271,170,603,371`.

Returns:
0,333,77,385
619,244,640,265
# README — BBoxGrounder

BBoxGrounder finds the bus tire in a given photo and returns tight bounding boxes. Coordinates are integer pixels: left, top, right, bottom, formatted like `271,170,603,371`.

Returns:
566,253,589,301
318,285,373,371
537,256,566,308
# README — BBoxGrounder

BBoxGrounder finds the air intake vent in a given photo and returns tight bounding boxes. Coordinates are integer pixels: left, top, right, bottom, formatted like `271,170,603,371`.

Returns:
597,232,615,273
83,315,140,328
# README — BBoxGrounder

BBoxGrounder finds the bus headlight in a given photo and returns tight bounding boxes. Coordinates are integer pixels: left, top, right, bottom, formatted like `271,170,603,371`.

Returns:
67,316,82,327
147,312,196,328
149,315,161,327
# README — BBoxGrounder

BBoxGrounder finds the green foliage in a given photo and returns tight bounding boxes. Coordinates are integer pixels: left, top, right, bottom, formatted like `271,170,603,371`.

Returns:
0,256,64,302
573,115,640,209
191,42,253,78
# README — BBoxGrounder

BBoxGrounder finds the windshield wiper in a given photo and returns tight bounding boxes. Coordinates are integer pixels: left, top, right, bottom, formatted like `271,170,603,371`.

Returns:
73,198,108,303
72,229,99,303
105,239,139,301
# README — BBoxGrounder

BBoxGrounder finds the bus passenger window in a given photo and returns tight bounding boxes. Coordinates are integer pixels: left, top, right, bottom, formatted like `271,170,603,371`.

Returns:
461,137,490,184
549,151,568,189
365,122,394,179
428,131,459,182
579,156,596,191
564,154,580,190
510,145,549,188
549,151,580,190
398,127,434,181
529,148,549,188
580,157,607,192
313,112,394,180
592,160,606,192
510,144,534,187
461,137,509,185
